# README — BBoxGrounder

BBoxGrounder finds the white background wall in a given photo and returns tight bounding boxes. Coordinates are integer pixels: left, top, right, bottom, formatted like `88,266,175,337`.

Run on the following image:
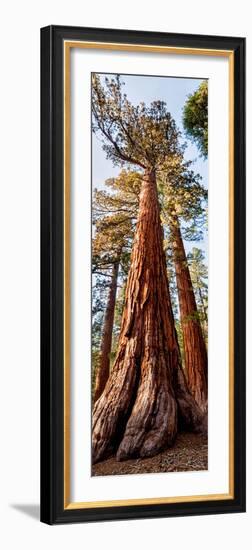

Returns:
0,1,250,548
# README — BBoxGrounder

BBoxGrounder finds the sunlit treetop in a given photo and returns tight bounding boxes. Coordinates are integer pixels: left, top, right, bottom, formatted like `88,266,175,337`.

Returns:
93,170,141,222
92,170,140,275
92,74,181,172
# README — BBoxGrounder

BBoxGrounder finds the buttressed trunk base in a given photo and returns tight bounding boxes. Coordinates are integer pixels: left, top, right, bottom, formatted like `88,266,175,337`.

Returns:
92,170,205,464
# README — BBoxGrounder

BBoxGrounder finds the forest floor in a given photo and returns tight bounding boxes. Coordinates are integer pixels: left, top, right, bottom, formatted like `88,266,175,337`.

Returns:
92,432,208,476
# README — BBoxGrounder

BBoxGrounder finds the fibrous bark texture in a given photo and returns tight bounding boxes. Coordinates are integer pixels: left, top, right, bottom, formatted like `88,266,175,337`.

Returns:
92,171,205,464
171,217,208,411
94,259,120,403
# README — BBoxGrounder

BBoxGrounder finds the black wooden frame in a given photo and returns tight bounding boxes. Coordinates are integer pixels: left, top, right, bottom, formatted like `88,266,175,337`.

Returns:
40,25,246,525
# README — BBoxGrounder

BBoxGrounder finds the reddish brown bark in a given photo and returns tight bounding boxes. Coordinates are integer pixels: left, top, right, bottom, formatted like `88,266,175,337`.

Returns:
92,171,205,464
171,217,208,411
93,259,120,403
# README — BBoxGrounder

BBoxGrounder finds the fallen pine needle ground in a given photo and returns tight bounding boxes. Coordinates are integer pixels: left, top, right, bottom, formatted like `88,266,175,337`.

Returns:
92,432,208,476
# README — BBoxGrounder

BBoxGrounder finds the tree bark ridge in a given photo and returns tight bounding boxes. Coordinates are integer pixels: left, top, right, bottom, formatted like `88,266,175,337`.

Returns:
171,216,208,411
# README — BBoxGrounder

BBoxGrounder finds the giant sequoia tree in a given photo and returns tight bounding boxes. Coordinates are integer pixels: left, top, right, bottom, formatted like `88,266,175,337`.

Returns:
92,75,205,464
160,156,208,410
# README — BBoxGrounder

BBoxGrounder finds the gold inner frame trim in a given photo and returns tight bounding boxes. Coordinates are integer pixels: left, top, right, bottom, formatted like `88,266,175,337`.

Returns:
63,40,235,510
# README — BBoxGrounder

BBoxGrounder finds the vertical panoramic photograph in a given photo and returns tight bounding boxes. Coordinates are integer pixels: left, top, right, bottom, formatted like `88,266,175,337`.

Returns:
91,73,208,476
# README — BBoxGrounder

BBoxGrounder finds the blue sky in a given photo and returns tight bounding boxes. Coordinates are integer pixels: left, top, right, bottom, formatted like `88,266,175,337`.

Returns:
92,73,208,263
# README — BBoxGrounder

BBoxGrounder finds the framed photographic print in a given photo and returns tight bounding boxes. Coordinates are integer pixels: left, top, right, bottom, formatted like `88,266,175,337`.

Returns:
40,25,246,524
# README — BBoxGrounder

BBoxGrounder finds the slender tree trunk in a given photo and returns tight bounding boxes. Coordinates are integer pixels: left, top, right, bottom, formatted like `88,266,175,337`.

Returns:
93,259,120,403
197,283,208,341
92,170,205,464
171,216,208,411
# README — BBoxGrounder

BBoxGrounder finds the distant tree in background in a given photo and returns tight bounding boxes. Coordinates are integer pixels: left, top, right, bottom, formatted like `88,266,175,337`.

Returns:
187,247,208,344
183,81,208,158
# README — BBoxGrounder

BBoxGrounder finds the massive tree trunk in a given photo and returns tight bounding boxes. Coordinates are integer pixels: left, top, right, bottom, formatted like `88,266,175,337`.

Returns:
93,259,120,403
171,216,208,411
92,170,205,464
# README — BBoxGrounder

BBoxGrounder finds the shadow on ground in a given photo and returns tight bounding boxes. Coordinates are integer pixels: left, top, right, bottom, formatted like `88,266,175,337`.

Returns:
10,504,40,521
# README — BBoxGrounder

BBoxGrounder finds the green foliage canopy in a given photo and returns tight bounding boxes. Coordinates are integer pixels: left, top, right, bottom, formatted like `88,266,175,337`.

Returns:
92,74,181,171
182,81,208,158
158,154,207,242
